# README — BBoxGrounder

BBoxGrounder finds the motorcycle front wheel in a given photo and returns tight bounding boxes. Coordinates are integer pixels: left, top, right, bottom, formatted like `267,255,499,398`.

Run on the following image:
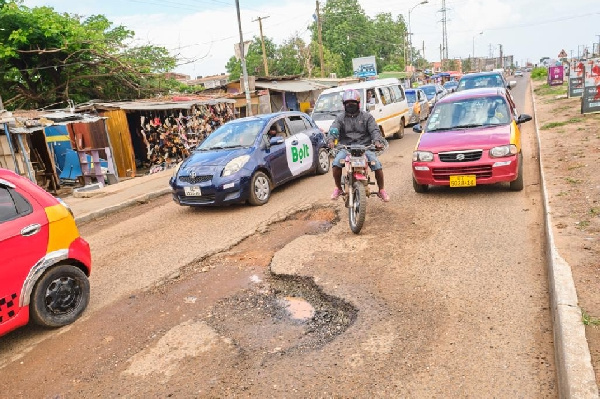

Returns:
349,181,367,234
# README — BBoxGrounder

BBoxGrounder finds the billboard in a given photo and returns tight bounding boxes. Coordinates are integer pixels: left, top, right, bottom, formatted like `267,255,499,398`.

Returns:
352,56,377,79
581,58,600,114
547,66,564,86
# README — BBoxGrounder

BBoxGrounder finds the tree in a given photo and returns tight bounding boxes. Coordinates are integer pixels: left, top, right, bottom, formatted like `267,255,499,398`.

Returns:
371,13,407,72
0,1,176,109
271,36,306,76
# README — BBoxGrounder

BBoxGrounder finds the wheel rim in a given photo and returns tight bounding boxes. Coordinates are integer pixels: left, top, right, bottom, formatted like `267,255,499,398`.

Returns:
254,176,270,201
319,150,329,170
45,276,83,315
350,189,360,225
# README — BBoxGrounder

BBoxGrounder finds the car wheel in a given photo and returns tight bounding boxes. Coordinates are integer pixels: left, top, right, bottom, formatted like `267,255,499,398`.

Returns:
30,264,90,328
316,148,330,174
248,171,271,205
509,153,524,191
393,119,405,139
412,177,429,193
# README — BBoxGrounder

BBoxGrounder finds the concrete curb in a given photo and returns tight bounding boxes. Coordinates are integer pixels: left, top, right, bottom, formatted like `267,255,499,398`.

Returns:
531,79,599,398
74,188,172,224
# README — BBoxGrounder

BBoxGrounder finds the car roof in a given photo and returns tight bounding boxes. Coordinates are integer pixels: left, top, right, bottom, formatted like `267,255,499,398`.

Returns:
460,71,503,78
228,111,312,124
319,78,401,95
437,87,507,104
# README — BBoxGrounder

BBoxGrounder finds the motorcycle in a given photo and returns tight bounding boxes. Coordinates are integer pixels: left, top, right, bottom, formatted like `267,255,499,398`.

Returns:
334,143,385,234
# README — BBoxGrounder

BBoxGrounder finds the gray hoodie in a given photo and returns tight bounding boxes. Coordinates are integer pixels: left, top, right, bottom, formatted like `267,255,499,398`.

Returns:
328,110,383,146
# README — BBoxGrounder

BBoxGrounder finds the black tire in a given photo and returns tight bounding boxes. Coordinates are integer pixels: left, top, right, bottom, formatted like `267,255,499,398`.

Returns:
30,264,90,328
393,118,405,139
349,182,367,234
413,177,429,193
316,147,330,174
248,171,271,205
510,153,524,191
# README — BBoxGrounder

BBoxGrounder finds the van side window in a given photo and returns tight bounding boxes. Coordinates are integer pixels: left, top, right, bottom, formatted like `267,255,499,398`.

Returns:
366,89,378,105
392,85,405,102
378,87,391,105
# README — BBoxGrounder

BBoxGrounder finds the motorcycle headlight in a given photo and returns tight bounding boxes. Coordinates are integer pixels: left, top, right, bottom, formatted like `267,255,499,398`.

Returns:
223,155,250,177
489,145,517,158
412,151,434,162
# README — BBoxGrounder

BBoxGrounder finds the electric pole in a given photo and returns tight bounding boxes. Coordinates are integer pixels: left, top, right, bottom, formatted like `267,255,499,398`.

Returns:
441,0,448,61
253,16,270,76
316,1,325,77
499,44,503,68
235,0,252,116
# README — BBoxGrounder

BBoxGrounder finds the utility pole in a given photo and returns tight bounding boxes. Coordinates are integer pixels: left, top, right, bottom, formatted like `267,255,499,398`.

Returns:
253,16,270,76
440,0,448,60
235,0,252,116
596,35,600,57
316,1,325,78
499,44,503,68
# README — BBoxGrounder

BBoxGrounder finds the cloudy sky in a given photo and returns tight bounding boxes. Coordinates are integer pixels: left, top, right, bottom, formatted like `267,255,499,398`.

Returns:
23,0,600,78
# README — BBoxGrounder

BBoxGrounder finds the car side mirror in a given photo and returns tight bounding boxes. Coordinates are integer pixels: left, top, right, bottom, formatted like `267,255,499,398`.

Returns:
517,114,532,124
413,124,423,133
269,137,284,145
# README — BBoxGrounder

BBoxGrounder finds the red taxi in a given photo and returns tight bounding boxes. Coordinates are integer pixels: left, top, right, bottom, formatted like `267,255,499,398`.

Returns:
0,168,91,337
411,88,532,192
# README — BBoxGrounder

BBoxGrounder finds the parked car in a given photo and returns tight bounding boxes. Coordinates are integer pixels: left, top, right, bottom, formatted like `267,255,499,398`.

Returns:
456,71,516,92
170,111,330,207
0,169,91,337
419,84,446,109
405,88,430,126
312,78,409,139
411,88,532,192
443,80,459,93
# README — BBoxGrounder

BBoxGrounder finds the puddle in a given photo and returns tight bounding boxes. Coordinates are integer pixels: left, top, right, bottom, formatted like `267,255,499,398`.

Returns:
282,297,315,320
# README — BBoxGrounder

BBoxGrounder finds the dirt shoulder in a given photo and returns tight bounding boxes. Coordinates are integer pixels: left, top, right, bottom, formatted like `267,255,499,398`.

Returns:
531,78,600,384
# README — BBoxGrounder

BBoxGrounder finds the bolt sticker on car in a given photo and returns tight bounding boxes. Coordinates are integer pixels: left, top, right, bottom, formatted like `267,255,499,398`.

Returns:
286,133,313,176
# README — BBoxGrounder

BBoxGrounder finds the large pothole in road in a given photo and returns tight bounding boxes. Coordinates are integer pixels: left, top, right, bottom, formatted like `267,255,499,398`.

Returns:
192,207,358,357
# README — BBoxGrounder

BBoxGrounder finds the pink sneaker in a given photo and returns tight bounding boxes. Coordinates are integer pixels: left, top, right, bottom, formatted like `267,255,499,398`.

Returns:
331,187,343,200
378,189,390,202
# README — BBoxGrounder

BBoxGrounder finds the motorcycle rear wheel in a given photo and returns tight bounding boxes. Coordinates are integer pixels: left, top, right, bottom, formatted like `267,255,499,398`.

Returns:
349,181,367,234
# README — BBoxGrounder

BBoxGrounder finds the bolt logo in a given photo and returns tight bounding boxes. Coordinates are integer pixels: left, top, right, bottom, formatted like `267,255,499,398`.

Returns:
291,144,310,163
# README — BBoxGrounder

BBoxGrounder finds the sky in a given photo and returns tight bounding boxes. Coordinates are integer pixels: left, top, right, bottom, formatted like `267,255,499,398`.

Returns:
22,0,600,78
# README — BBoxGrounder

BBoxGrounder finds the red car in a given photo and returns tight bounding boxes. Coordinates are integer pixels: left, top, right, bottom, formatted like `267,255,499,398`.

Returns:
411,88,532,192
0,168,91,337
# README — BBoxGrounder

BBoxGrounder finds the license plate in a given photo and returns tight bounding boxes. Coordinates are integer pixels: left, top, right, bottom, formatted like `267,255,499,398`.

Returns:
350,157,366,167
184,186,202,196
449,175,476,187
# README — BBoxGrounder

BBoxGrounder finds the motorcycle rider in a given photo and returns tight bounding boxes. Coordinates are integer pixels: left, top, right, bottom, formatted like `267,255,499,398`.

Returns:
328,89,390,202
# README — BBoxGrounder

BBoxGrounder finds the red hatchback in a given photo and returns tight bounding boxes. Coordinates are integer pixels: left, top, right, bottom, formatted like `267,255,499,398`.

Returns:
411,88,532,192
0,168,91,337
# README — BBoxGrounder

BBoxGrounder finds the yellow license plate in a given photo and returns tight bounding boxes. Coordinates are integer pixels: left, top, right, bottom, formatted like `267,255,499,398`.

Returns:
449,175,476,187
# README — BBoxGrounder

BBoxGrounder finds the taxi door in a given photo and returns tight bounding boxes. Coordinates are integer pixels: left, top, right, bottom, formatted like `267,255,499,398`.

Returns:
0,184,49,325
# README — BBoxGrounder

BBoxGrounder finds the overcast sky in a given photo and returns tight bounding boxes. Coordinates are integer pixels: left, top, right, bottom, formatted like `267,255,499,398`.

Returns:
23,0,600,78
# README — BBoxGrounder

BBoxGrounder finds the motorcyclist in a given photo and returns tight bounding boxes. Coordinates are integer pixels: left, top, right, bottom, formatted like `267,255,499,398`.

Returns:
327,89,389,202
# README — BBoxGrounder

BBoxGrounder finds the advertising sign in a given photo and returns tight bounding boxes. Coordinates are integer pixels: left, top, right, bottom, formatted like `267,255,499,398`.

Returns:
352,56,377,79
547,66,564,86
568,77,584,98
581,58,600,114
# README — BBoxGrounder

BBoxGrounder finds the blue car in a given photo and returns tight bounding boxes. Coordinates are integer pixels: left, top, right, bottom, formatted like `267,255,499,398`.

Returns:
170,111,330,206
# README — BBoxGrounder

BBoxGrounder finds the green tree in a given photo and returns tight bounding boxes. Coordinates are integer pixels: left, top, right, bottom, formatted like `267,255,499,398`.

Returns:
0,1,176,109
271,36,306,76
371,13,407,72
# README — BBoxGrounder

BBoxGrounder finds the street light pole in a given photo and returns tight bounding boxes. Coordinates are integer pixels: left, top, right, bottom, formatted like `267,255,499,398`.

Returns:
472,31,482,71
408,0,428,74
235,0,252,116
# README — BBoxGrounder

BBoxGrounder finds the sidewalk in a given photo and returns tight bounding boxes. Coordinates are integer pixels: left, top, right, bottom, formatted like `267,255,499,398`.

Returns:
64,169,173,224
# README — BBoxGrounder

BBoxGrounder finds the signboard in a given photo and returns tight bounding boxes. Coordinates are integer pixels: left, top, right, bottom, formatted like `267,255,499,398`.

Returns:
558,49,568,58
233,41,252,60
568,77,584,98
352,56,377,79
547,66,564,86
581,58,600,114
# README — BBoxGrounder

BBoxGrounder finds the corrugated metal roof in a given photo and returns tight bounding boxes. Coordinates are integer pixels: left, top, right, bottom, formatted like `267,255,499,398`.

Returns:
89,98,235,111
254,80,331,93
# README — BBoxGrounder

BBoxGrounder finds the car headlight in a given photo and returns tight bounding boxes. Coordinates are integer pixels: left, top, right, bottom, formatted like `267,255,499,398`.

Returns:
489,145,517,158
412,151,434,162
223,155,250,177
172,161,183,178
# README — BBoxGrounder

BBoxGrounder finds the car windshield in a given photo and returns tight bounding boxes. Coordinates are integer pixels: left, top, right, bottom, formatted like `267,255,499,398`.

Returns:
457,75,504,91
405,91,416,104
420,86,436,99
444,81,458,89
425,95,511,132
198,120,264,150
313,91,365,114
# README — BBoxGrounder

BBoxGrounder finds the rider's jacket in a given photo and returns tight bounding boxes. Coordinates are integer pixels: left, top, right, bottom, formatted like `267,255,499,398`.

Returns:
329,110,383,146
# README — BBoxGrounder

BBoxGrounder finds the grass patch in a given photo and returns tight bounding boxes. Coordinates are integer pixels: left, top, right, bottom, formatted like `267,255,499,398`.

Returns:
590,207,600,216
556,191,569,196
531,67,548,80
567,164,585,170
582,310,600,327
534,83,567,96
577,220,590,229
541,118,584,130
565,177,582,184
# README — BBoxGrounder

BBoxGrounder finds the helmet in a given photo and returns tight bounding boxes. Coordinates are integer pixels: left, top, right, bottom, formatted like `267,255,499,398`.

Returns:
342,89,361,103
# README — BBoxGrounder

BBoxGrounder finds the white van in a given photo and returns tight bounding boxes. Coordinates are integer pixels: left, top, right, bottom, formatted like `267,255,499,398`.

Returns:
311,78,410,139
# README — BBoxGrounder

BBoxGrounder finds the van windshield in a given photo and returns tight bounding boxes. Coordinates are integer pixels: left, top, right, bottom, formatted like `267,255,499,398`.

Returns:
313,90,365,114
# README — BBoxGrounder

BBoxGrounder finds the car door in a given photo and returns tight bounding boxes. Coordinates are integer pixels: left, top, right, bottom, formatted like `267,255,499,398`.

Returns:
285,114,314,178
263,117,292,185
0,183,49,326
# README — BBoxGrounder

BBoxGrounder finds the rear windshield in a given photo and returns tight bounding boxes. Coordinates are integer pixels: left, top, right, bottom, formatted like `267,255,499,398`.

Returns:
313,90,365,114
405,91,416,104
